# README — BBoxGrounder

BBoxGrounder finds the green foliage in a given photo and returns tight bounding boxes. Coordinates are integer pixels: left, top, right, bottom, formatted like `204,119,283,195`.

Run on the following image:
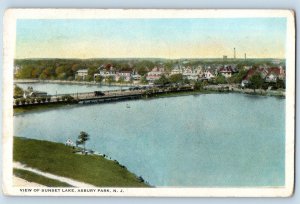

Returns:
154,75,170,86
169,74,183,84
140,76,148,84
193,81,203,91
14,85,24,98
94,75,103,83
13,137,148,187
214,75,227,84
228,69,248,84
76,131,90,151
118,76,125,83
275,79,285,89
105,76,115,84
249,73,264,92
15,99,20,106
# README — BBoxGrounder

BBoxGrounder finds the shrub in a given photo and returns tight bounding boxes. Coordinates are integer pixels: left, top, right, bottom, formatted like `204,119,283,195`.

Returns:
41,97,47,103
20,98,26,105
36,98,41,103
15,99,20,106
30,98,36,104
25,99,31,104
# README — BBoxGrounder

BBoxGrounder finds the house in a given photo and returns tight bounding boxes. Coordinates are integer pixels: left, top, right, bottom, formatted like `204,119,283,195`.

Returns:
219,66,233,78
218,65,237,78
115,71,132,82
241,68,256,87
203,70,215,80
182,66,200,81
76,69,88,80
95,64,117,81
146,67,165,82
170,65,182,75
241,67,268,87
265,67,285,83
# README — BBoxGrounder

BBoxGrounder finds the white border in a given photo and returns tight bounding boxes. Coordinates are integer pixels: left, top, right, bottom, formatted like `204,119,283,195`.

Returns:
2,9,295,197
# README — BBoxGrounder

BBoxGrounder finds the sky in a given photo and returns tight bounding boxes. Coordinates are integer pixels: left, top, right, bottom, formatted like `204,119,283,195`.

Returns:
16,18,287,59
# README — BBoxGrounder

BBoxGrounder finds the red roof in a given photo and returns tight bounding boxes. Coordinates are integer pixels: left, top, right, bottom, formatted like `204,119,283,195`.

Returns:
243,68,256,80
219,66,233,73
105,64,112,69
267,67,281,76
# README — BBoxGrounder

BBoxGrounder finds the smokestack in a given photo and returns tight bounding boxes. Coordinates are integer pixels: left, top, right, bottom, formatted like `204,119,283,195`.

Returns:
234,48,236,59
244,53,246,60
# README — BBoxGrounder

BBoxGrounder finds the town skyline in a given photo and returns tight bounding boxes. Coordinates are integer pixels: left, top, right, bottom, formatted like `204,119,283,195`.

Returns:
16,18,287,59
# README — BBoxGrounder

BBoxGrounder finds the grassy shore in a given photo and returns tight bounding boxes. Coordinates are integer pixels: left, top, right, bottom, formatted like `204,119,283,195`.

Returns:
13,168,73,187
13,103,71,115
13,137,149,187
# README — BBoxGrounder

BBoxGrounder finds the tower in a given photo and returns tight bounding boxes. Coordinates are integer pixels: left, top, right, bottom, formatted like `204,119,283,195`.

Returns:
244,53,247,60
234,48,236,59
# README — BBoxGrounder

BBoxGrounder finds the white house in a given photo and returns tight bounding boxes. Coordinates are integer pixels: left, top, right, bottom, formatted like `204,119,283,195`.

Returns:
219,66,234,78
95,64,117,82
170,66,182,75
146,67,165,82
76,69,88,80
204,70,215,80
115,71,132,82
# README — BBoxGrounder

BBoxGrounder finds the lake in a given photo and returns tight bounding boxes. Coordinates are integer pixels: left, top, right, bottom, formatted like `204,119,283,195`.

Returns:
14,89,285,187
16,82,129,95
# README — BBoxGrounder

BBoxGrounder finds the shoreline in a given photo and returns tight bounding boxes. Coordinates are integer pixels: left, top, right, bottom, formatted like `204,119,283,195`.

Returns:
14,79,285,97
14,79,136,87
13,90,284,116
13,136,150,187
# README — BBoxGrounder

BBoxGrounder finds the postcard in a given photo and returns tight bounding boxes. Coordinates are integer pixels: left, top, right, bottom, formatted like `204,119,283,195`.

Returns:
2,9,295,197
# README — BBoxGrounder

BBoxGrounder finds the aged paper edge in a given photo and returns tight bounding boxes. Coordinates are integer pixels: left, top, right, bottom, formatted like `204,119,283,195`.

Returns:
2,9,295,197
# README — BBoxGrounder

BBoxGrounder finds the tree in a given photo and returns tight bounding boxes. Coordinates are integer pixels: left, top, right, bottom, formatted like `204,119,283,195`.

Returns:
228,69,248,84
14,85,24,98
140,76,148,84
214,75,227,84
154,75,170,86
193,81,203,91
94,75,103,83
169,74,183,84
249,73,264,92
106,76,115,84
76,131,90,152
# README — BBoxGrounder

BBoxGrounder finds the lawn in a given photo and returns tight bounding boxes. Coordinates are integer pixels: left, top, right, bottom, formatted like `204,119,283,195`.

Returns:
13,137,149,187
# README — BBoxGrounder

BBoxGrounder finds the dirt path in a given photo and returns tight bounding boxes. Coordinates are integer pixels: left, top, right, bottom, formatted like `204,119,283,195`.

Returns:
13,162,96,188
13,175,45,187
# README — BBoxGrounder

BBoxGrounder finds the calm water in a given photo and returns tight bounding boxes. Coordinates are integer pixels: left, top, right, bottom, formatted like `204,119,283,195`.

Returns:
14,92,285,187
16,83,128,95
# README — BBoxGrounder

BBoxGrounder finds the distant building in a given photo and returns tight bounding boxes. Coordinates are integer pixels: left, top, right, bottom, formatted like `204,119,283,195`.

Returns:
170,65,182,75
203,70,215,80
115,71,132,82
182,66,199,80
265,67,285,83
146,67,165,82
219,65,238,78
95,64,117,82
76,69,88,80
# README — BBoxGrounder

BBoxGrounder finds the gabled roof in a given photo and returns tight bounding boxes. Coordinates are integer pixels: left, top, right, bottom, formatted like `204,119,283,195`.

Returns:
267,67,281,76
219,66,233,73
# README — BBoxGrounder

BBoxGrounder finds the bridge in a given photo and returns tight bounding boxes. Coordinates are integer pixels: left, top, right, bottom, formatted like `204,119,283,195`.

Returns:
13,85,195,108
